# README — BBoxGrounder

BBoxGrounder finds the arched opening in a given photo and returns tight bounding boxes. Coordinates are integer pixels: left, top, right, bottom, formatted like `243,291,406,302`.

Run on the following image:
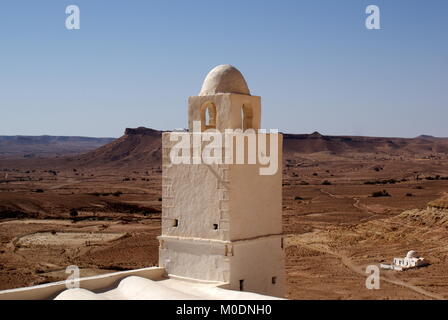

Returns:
241,104,253,130
200,102,217,131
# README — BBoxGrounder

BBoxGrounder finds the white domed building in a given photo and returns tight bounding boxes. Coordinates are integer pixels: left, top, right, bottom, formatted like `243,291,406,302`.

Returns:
381,250,428,271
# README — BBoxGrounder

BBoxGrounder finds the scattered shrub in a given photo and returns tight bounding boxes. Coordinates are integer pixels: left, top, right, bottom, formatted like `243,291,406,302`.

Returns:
294,196,303,200
34,189,44,193
424,175,448,181
322,180,332,185
371,190,391,198
405,193,413,197
364,179,398,185
69,208,79,218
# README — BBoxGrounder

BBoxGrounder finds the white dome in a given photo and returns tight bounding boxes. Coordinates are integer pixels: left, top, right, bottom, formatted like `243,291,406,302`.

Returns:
406,250,419,259
199,65,250,96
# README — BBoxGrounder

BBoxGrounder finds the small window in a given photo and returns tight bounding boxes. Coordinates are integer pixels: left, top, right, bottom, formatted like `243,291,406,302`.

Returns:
200,102,217,131
213,223,219,230
173,219,179,227
272,276,277,285
239,279,244,291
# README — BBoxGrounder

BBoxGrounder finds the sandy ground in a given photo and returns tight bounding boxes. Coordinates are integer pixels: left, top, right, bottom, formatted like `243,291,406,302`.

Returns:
1,154,448,299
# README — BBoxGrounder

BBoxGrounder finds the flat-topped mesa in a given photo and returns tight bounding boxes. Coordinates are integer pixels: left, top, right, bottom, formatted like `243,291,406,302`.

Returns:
189,65,261,132
124,127,161,136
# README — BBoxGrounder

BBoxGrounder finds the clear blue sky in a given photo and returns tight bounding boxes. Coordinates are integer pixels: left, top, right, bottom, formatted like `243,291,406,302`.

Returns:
0,0,446,138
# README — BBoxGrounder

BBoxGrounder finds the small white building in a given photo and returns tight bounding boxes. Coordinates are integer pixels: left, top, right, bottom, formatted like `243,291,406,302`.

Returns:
380,251,428,271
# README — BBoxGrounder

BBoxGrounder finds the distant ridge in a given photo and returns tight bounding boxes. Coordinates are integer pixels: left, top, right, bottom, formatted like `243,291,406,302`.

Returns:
283,132,448,156
66,128,448,171
309,131,323,138
416,135,436,139
0,135,114,159
1,128,448,170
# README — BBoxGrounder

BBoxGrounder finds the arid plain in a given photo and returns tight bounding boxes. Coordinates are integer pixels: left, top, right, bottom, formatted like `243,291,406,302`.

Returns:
1,128,448,299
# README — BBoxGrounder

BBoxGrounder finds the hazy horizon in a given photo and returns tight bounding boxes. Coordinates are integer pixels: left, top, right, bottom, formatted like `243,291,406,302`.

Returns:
0,127,446,140
1,0,447,138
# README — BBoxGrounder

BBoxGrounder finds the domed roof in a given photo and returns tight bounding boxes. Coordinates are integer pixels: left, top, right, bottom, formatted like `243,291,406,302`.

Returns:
199,65,250,96
406,250,419,259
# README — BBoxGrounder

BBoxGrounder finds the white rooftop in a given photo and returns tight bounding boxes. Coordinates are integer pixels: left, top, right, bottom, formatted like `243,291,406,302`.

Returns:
0,267,283,300
55,276,283,300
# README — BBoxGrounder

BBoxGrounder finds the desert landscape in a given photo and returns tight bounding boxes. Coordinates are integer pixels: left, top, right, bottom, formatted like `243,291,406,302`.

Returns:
1,127,447,299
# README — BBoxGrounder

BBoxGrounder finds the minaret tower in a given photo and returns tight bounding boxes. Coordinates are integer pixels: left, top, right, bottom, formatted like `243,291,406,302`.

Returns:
159,65,284,297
